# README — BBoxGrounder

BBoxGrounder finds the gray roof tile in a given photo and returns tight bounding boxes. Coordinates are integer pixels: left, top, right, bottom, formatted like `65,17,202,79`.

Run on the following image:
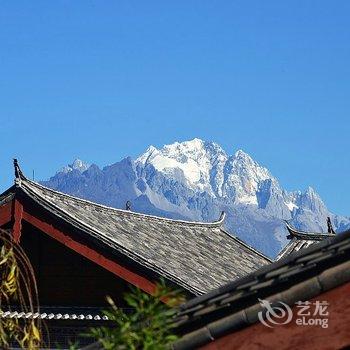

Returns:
172,227,350,350
11,162,271,295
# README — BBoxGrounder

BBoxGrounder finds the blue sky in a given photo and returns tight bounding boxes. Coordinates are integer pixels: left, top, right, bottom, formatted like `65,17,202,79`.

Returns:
1,1,349,215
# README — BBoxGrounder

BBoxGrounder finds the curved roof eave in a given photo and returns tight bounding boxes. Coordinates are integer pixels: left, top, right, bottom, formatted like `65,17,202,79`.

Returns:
285,221,335,240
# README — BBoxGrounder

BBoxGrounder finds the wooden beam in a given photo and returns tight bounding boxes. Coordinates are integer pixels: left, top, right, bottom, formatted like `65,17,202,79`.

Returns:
22,211,158,295
0,201,12,227
13,200,23,243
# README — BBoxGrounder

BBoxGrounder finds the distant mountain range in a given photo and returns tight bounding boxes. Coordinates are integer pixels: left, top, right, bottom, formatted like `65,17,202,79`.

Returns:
41,139,350,257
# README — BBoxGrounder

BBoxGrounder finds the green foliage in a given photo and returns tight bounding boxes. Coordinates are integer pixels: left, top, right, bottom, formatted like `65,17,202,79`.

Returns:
87,280,184,350
56,340,80,350
0,229,42,349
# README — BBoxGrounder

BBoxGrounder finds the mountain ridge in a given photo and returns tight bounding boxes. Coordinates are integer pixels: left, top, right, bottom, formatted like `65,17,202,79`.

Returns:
40,139,350,258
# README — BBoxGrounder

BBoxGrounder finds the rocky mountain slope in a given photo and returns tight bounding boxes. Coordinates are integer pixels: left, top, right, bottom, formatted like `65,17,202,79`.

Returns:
41,139,350,257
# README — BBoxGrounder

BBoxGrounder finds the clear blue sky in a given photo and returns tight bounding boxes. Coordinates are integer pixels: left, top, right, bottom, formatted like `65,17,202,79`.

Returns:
1,1,349,215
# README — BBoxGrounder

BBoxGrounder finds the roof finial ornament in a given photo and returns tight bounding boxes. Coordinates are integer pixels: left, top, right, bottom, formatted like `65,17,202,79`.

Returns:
218,211,226,224
14,158,20,178
13,158,22,186
125,201,132,211
284,220,294,239
327,217,335,235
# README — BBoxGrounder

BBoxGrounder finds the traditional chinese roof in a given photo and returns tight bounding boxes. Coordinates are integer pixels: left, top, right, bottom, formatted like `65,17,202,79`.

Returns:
276,221,336,260
172,226,350,349
0,160,271,296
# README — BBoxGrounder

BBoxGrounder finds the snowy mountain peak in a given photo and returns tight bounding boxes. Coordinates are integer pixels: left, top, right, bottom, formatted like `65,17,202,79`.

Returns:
169,137,205,150
136,139,277,203
234,149,250,159
58,159,90,174
306,186,317,196
145,145,158,154
136,145,158,164
41,138,350,258
293,186,326,214
233,149,267,172
136,139,228,193
161,138,208,159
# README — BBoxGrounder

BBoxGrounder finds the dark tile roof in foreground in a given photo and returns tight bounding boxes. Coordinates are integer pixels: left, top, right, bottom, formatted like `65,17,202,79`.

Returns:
2,160,271,296
276,221,336,260
172,227,350,349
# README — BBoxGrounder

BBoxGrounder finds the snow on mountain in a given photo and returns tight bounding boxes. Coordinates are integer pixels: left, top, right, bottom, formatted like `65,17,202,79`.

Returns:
58,159,90,174
41,139,350,258
137,138,227,194
222,150,271,205
136,139,272,204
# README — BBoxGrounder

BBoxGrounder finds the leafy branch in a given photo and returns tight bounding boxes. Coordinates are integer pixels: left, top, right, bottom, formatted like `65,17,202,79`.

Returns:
87,280,184,350
0,228,42,349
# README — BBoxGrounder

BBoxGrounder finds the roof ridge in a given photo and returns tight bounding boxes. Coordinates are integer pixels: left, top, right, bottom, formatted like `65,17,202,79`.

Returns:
28,177,271,255
220,228,272,262
15,162,273,255
19,176,225,228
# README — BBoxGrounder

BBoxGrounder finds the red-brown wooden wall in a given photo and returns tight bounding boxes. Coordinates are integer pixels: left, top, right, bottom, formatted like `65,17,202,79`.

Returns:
201,282,350,350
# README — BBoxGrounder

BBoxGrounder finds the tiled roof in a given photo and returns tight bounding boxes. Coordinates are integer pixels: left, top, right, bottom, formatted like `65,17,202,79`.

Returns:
276,221,336,260
4,160,271,295
172,227,350,349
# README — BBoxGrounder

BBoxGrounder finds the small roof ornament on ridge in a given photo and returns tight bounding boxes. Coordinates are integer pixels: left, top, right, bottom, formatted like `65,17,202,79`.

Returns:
14,158,20,178
218,211,226,224
13,158,26,186
125,201,132,211
284,220,336,240
327,216,336,234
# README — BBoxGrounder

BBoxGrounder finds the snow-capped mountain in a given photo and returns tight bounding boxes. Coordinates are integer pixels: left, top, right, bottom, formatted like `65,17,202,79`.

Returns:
41,139,350,258
59,159,90,174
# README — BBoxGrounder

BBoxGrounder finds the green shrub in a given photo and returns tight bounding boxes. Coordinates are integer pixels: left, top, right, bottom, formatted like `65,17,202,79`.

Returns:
87,280,184,350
